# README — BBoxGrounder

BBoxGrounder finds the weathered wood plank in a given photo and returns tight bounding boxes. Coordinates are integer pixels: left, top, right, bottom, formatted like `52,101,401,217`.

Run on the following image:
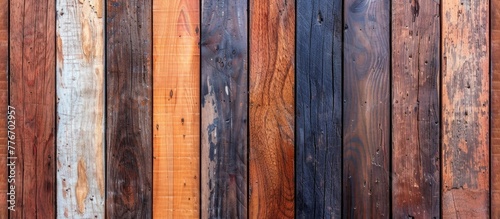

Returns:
442,0,489,217
493,0,500,216
391,0,440,217
343,0,390,217
152,0,200,218
249,0,294,218
56,0,105,217
295,0,342,218
201,0,248,218
9,0,56,217
0,0,7,217
106,0,152,217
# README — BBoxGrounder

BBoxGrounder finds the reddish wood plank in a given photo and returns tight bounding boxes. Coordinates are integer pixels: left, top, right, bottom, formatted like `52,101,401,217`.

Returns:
492,0,500,216
249,0,295,217
0,0,7,217
9,0,56,217
391,0,440,217
442,0,489,217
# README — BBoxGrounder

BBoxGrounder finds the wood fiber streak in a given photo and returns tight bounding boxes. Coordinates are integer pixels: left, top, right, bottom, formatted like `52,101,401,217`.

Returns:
0,0,7,217
249,0,294,218
492,0,500,217
343,0,390,217
295,0,342,218
152,0,200,218
201,0,248,218
391,0,440,217
56,0,105,217
106,0,152,217
442,0,489,217
9,0,56,217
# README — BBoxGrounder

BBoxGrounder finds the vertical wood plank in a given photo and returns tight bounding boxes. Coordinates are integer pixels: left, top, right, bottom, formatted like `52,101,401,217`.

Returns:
493,0,500,216
9,0,56,217
0,0,7,216
249,0,294,218
56,0,105,217
442,0,489,217
106,0,152,217
295,0,342,218
391,0,440,217
152,0,200,218
343,0,390,217
201,0,248,218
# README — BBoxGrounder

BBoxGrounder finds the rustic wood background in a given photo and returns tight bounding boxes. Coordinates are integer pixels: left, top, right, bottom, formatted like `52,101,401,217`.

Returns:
0,0,497,218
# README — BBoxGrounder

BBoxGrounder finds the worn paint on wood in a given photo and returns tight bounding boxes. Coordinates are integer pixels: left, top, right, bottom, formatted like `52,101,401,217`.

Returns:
391,0,440,217
106,0,152,217
295,0,342,218
249,0,294,218
152,0,200,218
493,0,500,216
343,0,390,217
201,0,248,218
9,0,56,217
442,0,490,217
0,0,7,217
56,0,105,217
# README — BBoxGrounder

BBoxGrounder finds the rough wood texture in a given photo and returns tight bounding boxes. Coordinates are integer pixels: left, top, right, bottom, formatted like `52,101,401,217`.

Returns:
295,0,342,218
0,0,7,217
249,0,294,218
152,0,200,218
56,0,105,217
106,0,152,217
492,0,500,217
442,0,489,217
201,0,248,218
343,0,390,217
391,0,440,217
9,0,56,217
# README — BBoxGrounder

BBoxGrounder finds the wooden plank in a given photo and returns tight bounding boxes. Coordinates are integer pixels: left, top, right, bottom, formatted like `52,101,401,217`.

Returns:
56,0,105,217
106,0,152,217
442,0,489,217
295,0,342,218
249,0,294,218
493,0,500,217
201,0,248,218
9,0,56,217
342,0,390,217
152,0,200,218
391,0,440,217
0,0,7,217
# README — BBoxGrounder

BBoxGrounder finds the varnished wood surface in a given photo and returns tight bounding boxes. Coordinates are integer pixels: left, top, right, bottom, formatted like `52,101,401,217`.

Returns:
0,0,7,217
492,0,500,217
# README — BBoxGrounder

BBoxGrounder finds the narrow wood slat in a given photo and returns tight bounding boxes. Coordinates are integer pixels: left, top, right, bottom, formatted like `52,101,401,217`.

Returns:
295,0,342,218
9,0,56,217
249,0,295,217
0,0,7,217
493,0,500,216
153,0,200,218
201,0,248,218
106,0,152,217
343,0,390,217
56,0,105,217
391,0,440,217
442,0,489,217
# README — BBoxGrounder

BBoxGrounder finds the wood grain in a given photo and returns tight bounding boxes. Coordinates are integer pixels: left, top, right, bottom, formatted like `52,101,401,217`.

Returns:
295,0,342,218
201,0,248,218
0,0,7,217
152,0,200,218
391,0,440,217
9,0,56,217
442,0,489,217
343,0,390,217
492,0,500,217
106,0,152,217
56,0,105,217
249,0,294,218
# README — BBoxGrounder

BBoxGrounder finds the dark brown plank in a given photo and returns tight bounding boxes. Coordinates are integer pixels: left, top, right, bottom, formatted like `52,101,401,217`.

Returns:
0,0,7,216
391,0,440,217
442,0,489,217
9,0,56,217
106,0,152,217
249,0,295,218
342,0,390,217
492,0,500,216
295,0,342,218
201,0,248,218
